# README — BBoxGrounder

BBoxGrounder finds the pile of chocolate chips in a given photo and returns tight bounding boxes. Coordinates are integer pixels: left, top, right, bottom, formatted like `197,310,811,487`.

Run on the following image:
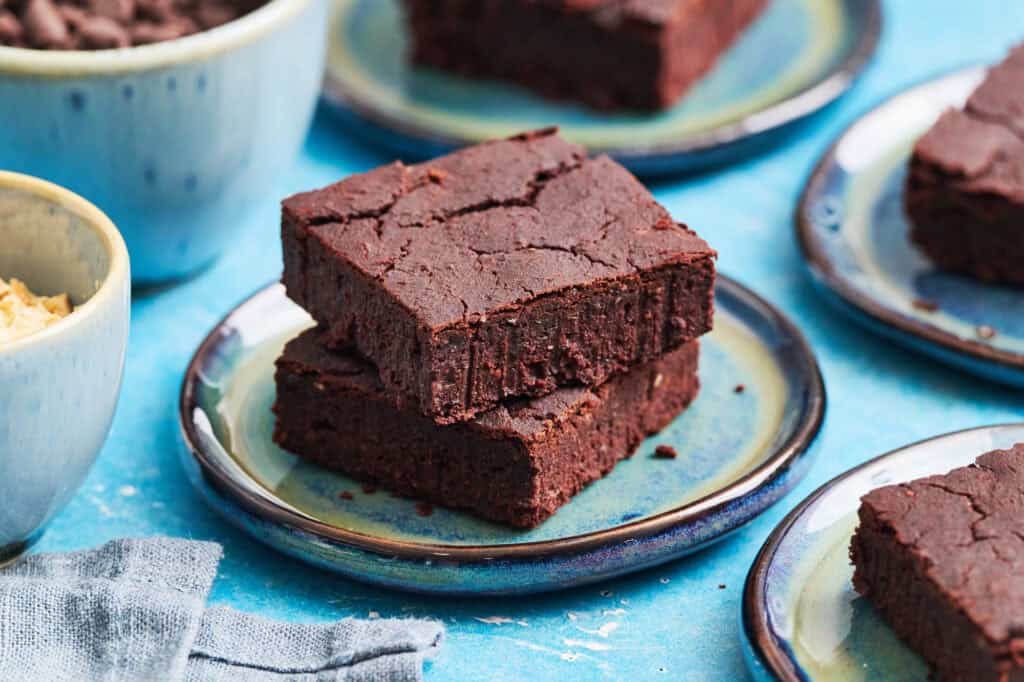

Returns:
0,0,263,49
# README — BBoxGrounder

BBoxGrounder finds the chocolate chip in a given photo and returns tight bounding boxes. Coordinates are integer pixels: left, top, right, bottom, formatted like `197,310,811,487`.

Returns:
22,0,70,48
194,0,236,29
79,15,128,47
56,4,87,29
654,444,678,459
88,0,134,23
135,0,174,22
0,9,23,42
734,384,746,394
130,17,194,44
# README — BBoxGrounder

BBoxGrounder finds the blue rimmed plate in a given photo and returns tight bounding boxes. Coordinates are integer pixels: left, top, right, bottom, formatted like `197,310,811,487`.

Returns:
742,423,1024,681
179,276,824,595
798,66,1024,389
321,0,880,176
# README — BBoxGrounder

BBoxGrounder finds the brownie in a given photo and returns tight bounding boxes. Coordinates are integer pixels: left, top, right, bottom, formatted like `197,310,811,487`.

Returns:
400,0,768,111
905,44,1024,286
272,328,700,528
282,129,715,424
850,444,1024,682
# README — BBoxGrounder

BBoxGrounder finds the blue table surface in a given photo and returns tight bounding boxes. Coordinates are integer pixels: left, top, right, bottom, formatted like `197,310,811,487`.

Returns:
38,2,1024,680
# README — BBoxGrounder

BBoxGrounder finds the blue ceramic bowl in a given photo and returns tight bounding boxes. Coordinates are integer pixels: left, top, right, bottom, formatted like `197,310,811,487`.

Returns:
0,171,130,565
0,0,327,284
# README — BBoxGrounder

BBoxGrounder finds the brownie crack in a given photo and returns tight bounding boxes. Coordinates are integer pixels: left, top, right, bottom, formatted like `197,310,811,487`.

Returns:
920,481,990,542
966,104,1024,146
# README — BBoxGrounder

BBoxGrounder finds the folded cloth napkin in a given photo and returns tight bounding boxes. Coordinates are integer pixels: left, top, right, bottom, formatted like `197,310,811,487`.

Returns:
0,538,443,682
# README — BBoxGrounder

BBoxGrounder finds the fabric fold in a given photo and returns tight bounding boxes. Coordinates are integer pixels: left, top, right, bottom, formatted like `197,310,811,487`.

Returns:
187,607,444,681
0,538,221,681
0,538,443,682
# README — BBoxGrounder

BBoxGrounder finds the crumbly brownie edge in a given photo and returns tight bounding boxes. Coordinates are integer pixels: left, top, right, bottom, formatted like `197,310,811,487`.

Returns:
272,333,700,528
851,498,1010,682
419,256,714,423
657,0,768,107
905,152,1024,286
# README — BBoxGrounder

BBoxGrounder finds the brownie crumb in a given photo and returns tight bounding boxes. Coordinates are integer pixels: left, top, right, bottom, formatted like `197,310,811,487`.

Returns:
361,483,377,494
338,490,354,501
654,444,678,459
912,298,940,313
734,384,746,394
427,168,447,184
977,325,997,339
415,502,434,517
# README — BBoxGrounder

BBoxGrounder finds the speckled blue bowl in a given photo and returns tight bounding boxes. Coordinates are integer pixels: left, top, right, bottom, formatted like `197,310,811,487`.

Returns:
0,171,130,566
0,0,327,284
179,277,825,595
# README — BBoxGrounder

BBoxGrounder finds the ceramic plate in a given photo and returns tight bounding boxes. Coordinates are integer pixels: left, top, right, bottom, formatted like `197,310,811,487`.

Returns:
321,0,880,176
742,423,1024,681
798,66,1024,388
179,276,824,595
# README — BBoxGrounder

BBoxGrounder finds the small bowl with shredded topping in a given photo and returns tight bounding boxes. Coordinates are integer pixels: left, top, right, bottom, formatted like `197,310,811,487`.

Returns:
0,170,129,565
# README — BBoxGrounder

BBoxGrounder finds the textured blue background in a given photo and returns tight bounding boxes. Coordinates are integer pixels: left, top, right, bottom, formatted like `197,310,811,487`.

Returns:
36,2,1024,680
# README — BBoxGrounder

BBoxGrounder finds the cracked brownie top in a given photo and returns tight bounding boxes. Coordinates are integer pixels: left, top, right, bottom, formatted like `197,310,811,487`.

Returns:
859,443,1024,646
282,128,712,330
912,43,1024,202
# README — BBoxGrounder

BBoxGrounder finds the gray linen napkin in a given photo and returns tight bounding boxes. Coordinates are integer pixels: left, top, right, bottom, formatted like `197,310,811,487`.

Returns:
0,538,443,682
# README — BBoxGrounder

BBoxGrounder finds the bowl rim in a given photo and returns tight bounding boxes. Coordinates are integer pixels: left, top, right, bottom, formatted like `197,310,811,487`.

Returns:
0,170,129,355
0,0,311,77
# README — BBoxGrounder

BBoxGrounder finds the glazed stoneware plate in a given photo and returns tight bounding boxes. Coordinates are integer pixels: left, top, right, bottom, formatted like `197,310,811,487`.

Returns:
798,65,1024,389
321,0,880,176
179,276,824,595
742,423,1024,681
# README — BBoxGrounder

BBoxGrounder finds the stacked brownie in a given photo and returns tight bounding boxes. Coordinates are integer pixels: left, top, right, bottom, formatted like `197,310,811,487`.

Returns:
272,128,716,527
905,43,1024,286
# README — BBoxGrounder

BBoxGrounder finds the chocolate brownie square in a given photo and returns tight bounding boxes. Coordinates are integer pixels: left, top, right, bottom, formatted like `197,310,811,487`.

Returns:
281,128,715,424
400,0,768,111
272,328,700,528
850,444,1024,682
906,44,1024,286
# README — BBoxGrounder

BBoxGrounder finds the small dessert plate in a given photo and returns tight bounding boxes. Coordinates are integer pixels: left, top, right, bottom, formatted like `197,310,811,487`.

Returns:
179,276,824,595
742,423,1024,681
321,0,880,176
798,65,1024,389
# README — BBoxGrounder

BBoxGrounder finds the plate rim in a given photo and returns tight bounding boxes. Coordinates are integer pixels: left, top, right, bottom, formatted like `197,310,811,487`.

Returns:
321,0,881,163
796,63,1024,375
179,275,825,563
741,422,1024,682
